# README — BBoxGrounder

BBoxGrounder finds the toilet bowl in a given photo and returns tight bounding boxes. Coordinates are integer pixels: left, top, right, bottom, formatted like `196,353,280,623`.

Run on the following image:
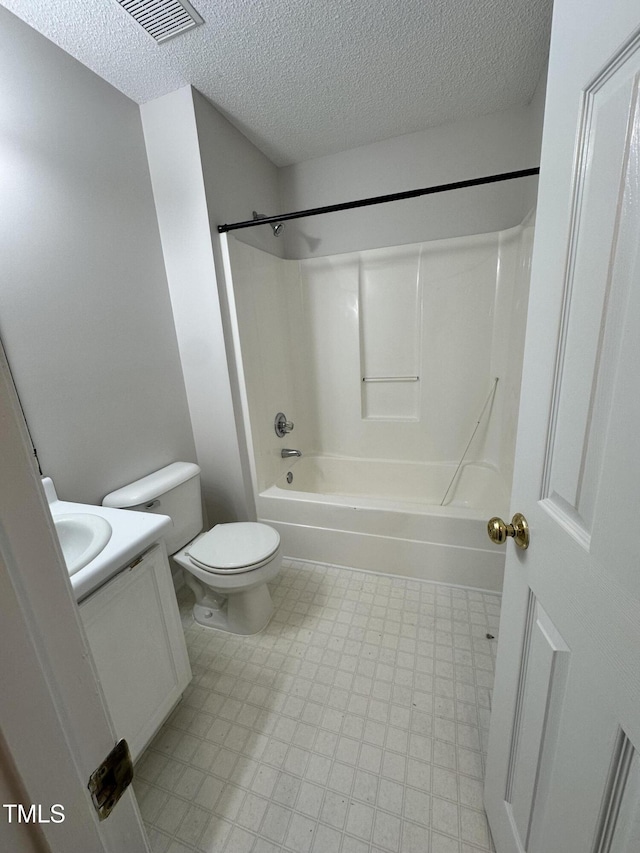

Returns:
173,523,281,634
102,463,281,635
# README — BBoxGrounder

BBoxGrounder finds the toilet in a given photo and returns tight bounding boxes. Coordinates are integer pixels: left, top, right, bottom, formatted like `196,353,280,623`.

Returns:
102,462,281,634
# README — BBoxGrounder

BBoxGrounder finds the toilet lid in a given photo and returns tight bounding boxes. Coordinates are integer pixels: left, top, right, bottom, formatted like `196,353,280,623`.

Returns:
187,522,280,572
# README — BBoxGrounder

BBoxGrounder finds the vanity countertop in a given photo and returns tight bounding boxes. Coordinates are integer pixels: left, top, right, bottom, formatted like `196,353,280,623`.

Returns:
43,477,172,603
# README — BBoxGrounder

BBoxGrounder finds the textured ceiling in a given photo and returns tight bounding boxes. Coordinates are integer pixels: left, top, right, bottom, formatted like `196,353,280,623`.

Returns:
2,0,552,166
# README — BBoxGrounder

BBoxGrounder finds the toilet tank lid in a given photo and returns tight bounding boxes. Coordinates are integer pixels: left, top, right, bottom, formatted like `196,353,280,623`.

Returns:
102,462,201,508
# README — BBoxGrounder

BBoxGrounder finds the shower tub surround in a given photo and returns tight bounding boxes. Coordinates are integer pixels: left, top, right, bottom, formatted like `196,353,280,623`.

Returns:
134,558,500,853
222,214,533,591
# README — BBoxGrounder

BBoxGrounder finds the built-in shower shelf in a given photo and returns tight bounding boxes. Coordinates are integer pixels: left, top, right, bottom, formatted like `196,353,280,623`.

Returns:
362,375,420,382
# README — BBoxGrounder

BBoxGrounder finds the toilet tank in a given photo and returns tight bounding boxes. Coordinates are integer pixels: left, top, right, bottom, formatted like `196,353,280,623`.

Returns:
102,462,203,555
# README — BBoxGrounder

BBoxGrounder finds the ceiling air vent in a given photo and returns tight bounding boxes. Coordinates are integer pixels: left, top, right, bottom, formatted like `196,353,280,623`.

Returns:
116,0,203,44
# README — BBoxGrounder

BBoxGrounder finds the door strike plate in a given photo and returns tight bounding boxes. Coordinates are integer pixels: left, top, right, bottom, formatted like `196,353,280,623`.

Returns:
88,738,134,821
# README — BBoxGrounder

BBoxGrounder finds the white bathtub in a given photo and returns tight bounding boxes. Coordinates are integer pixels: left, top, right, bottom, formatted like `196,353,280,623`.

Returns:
256,455,510,591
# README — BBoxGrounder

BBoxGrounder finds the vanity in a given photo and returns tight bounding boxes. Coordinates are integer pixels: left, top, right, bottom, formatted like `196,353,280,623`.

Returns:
44,478,192,762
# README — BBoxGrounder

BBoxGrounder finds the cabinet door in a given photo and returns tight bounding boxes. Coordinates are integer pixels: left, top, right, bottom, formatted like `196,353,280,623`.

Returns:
80,543,191,761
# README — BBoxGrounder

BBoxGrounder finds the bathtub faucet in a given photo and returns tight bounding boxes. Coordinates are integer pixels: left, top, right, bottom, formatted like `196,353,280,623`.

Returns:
281,449,302,458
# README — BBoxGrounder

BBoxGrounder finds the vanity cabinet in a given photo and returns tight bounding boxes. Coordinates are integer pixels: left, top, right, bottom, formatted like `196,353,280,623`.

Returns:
79,543,191,761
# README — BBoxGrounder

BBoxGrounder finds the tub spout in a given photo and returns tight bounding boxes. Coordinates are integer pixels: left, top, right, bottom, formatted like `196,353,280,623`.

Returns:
281,449,302,458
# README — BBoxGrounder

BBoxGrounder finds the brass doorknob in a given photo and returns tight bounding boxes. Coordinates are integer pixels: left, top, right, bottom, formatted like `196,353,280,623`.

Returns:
487,513,529,549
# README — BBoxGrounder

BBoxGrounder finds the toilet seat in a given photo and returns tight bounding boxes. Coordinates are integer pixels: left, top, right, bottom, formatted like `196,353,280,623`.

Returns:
186,522,280,575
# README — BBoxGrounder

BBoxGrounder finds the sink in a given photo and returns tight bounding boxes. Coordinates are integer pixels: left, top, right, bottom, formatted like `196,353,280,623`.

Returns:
54,513,113,576
42,477,172,601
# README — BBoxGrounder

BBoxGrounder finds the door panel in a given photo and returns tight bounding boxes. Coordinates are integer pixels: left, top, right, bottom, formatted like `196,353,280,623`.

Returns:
594,734,640,853
484,3,640,852
544,58,640,543
506,599,569,851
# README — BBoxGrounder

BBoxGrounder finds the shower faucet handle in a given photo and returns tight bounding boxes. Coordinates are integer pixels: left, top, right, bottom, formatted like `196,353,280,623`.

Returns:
275,412,294,437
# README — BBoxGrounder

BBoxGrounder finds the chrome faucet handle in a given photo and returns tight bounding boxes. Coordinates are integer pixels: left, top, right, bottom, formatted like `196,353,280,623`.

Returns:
275,412,294,437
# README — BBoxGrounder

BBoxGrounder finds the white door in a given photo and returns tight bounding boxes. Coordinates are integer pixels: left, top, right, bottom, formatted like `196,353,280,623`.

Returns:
0,343,150,853
484,1,640,851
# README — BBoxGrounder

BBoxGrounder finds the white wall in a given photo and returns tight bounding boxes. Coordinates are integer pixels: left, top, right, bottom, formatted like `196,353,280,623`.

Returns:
192,90,284,260
529,64,549,154
0,7,196,506
141,87,283,522
280,102,542,259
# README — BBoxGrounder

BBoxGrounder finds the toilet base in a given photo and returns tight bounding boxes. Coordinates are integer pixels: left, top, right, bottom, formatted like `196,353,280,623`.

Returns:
185,572,275,635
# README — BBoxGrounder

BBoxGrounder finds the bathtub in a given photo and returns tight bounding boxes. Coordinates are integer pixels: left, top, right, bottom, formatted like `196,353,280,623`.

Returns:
256,455,510,591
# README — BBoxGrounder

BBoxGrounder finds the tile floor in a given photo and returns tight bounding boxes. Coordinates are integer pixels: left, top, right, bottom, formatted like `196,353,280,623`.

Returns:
134,559,501,853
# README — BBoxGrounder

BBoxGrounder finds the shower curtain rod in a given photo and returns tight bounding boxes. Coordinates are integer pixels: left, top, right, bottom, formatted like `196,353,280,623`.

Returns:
217,167,540,233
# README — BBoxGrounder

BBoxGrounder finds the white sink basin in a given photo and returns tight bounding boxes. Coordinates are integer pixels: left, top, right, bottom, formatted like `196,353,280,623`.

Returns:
54,513,112,576
43,477,172,601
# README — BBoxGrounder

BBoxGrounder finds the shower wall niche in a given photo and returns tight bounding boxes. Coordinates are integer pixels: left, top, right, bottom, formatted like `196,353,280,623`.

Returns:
223,211,534,498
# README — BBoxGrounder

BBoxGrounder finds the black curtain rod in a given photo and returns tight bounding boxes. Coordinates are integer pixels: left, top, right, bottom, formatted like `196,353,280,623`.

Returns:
217,167,540,233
